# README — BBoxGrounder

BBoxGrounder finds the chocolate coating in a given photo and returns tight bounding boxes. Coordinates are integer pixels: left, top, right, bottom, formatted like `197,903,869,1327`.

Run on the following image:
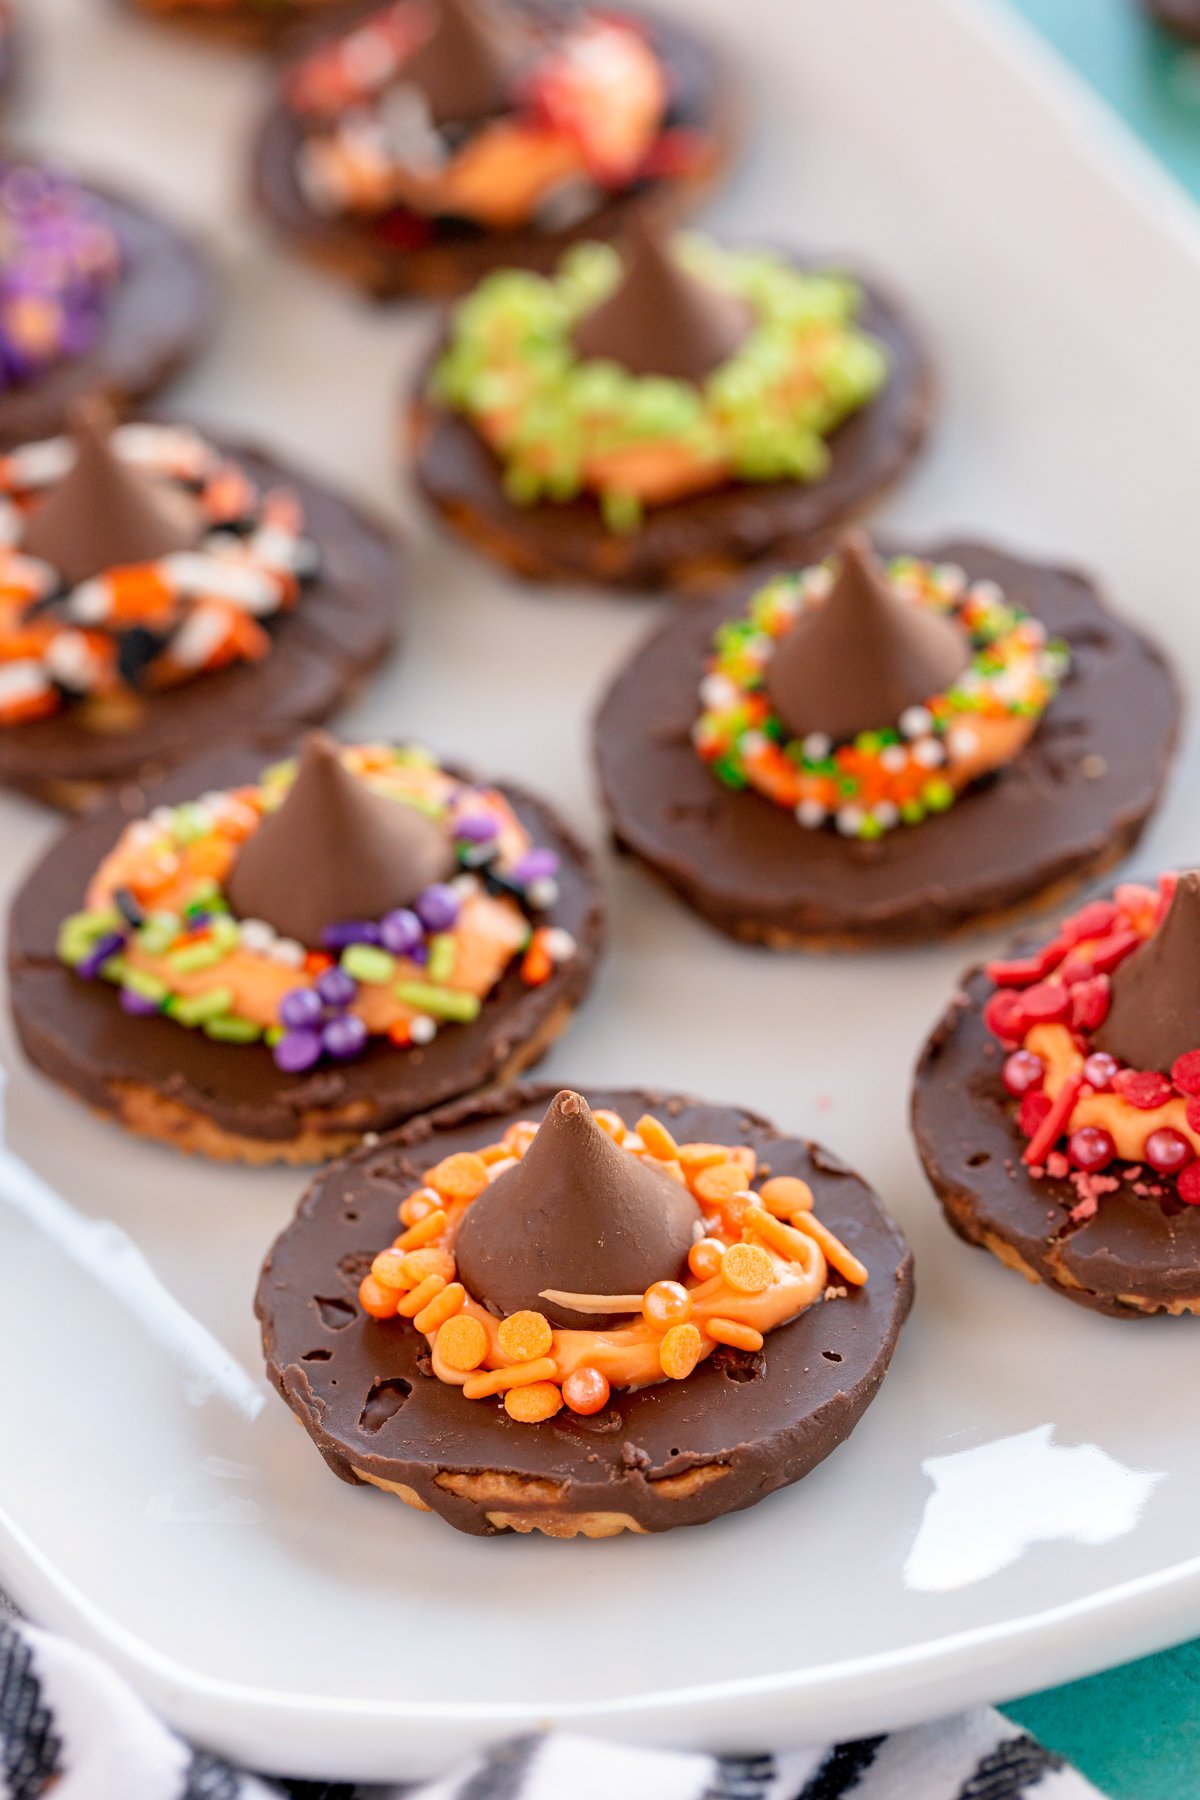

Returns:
1141,0,1200,40
23,398,203,587
0,181,215,450
1096,872,1200,1075
256,1084,914,1535
571,217,753,383
765,532,969,743
595,538,1180,946
9,743,604,1155
225,732,454,943
913,929,1200,1317
402,0,535,126
454,1087,700,1326
252,1,739,301
410,265,932,592
0,440,403,809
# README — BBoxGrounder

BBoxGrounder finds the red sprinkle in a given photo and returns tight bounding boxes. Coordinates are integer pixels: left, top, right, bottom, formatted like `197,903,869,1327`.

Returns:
1144,1129,1192,1175
1067,1126,1115,1173
1178,1164,1200,1205
985,942,1065,988
1079,930,1143,976
1061,900,1120,945
1069,975,1110,1032
1111,1069,1173,1110
984,989,1029,1047
1172,1050,1200,1097
1024,1075,1083,1166
1018,1090,1053,1139
1082,1051,1120,1091
1045,1151,1071,1179
1002,1050,1044,1097
1021,982,1072,1026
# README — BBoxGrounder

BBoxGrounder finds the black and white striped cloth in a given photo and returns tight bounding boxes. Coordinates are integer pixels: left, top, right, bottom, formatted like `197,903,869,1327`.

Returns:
0,1615,1103,1800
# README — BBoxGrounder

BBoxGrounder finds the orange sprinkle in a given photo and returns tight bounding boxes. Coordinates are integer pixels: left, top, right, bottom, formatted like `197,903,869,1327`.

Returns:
520,936,553,986
394,1208,448,1251
401,1247,456,1285
707,1317,764,1353
426,1153,489,1204
502,1120,539,1157
592,1109,627,1143
759,1176,815,1217
388,1021,414,1048
436,1312,489,1373
304,951,334,976
414,1282,466,1333
745,1205,818,1265
397,1274,447,1318
687,1237,726,1281
504,1381,563,1423
562,1366,610,1415
659,1323,704,1380
358,1275,399,1320
636,1114,679,1161
787,1211,869,1287
693,1162,753,1206
497,1309,553,1363
678,1142,730,1175
643,1280,693,1330
462,1357,558,1400
370,1248,411,1292
721,1241,774,1295
480,1141,516,1165
397,1188,441,1228
728,1146,758,1179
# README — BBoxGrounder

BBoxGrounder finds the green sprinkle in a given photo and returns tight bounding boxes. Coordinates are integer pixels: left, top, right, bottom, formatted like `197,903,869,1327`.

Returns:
99,954,128,984
600,489,642,536
394,982,482,1023
341,944,396,985
265,1025,285,1047
209,916,240,952
172,804,213,844
168,940,227,974
202,1015,263,1043
136,911,181,955
122,968,169,1004
426,934,456,983
170,987,236,1027
857,815,885,841
56,909,122,965
923,777,955,813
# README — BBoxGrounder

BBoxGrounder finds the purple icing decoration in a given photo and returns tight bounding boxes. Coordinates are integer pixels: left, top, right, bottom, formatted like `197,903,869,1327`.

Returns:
455,814,499,843
320,920,383,950
512,849,560,884
322,1013,368,1061
280,986,324,1030
316,965,357,1009
380,907,422,955
119,987,160,1016
77,930,127,980
273,1028,323,1074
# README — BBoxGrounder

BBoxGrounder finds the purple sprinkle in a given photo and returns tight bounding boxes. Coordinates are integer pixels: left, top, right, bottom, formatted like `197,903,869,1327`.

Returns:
408,940,429,967
415,883,460,932
316,965,357,1009
280,986,324,1030
273,1028,323,1074
512,849,560,885
77,930,127,980
380,907,422,956
320,920,383,950
119,987,160,1016
455,814,499,843
322,1013,368,1061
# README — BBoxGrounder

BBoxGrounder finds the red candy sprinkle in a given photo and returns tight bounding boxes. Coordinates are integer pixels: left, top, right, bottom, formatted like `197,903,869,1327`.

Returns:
1172,1050,1200,1097
1111,1069,1173,1110
1003,1050,1044,1097
1024,1075,1083,1166
1078,930,1142,976
1021,982,1072,1026
1082,1051,1120,1091
1070,975,1111,1032
1061,901,1120,945
1188,1097,1200,1136
984,989,1029,1047
1144,1129,1193,1175
1178,1164,1200,1205
1018,1090,1053,1138
985,943,1065,988
1068,1127,1116,1173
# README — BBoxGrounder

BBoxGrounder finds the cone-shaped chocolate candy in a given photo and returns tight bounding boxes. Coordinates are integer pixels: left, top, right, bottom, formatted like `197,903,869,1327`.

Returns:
454,1089,702,1329
23,397,203,589
764,532,971,745
400,0,533,128
572,217,754,383
1095,872,1200,1074
226,733,455,946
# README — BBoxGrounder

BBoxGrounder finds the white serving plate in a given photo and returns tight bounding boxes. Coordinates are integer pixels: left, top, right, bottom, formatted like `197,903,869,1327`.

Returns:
4,0,1200,1780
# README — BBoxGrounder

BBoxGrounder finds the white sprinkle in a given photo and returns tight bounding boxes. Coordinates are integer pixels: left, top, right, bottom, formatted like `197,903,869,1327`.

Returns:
969,580,1004,607
237,919,276,953
527,877,559,910
699,673,739,711
802,732,831,761
796,799,827,829
900,706,933,739
880,744,908,773
66,579,111,624
836,805,865,837
410,1015,437,1045
163,553,276,614
933,563,967,596
0,659,50,705
149,807,176,831
270,939,305,968
542,928,577,962
948,725,980,759
872,800,899,829
913,739,946,768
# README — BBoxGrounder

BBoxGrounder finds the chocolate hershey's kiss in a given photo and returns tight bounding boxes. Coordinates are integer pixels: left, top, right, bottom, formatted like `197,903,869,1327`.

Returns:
454,1089,702,1329
571,216,754,384
400,0,534,127
765,532,971,746
226,733,456,946
24,396,203,589
1095,872,1200,1075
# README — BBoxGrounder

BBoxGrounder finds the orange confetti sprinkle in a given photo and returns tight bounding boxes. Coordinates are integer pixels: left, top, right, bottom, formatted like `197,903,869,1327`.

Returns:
504,1381,563,1423
436,1312,489,1373
659,1322,704,1380
497,1310,553,1363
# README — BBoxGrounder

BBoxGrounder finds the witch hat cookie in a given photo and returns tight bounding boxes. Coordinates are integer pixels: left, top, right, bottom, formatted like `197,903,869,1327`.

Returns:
454,1087,699,1326
1096,871,1200,1074
226,731,454,946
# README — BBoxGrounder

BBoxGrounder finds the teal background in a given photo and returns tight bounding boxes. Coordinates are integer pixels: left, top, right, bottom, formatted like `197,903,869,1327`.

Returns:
997,3,1200,1795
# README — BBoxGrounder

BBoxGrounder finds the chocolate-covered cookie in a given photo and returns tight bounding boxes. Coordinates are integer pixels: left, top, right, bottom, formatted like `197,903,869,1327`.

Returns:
914,873,1200,1316
10,738,603,1163
411,233,931,592
1141,0,1200,40
0,169,215,449
0,408,403,808
256,1084,913,1536
595,536,1179,946
253,0,737,301
124,0,351,48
